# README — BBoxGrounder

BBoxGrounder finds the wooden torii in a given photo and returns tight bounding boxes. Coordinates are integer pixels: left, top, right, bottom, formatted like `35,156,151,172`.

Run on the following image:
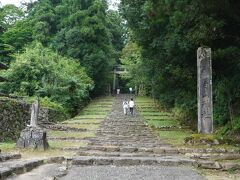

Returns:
113,65,128,93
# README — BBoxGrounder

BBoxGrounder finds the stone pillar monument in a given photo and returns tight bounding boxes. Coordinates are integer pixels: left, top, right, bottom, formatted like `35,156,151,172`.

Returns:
17,100,49,150
113,68,116,94
197,47,213,134
30,100,39,127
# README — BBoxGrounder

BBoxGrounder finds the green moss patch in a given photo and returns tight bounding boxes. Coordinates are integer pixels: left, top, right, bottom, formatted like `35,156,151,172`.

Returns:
0,141,16,151
147,120,179,128
74,115,106,119
62,119,102,124
158,130,192,145
144,116,173,120
64,124,99,131
48,130,96,139
48,140,88,149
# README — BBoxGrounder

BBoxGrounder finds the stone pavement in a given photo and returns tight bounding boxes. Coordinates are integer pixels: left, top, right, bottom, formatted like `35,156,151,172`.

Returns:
60,166,203,180
1,94,206,179
67,94,204,179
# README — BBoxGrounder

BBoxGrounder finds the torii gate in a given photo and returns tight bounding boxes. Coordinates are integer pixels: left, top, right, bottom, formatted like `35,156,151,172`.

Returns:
112,65,128,93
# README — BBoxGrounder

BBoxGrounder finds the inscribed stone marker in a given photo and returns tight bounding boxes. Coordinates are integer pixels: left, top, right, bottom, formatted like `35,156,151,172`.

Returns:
197,47,213,134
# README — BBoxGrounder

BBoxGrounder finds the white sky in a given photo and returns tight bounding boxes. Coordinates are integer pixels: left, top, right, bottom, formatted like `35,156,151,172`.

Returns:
0,0,28,7
0,0,120,10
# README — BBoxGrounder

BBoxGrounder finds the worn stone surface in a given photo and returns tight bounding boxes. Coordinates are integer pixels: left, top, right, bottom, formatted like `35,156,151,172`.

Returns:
0,159,44,179
197,47,213,134
198,161,221,169
0,153,21,162
60,166,204,180
7,163,67,180
16,126,49,150
72,156,197,166
75,95,173,156
221,162,240,170
30,100,39,127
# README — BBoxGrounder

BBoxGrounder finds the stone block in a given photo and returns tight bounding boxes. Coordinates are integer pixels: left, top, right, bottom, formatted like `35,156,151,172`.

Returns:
47,157,65,163
198,161,221,169
72,157,93,165
16,126,49,150
113,158,141,166
138,147,153,153
93,158,113,165
120,147,138,153
153,147,165,154
0,167,12,179
178,148,192,154
164,147,179,154
221,162,240,170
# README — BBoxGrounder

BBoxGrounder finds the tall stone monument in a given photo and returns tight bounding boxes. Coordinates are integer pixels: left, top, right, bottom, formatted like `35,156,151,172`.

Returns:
197,47,213,134
17,100,49,150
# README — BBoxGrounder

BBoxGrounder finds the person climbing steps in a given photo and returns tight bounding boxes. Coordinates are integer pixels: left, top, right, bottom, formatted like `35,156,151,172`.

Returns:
122,99,129,115
129,98,135,115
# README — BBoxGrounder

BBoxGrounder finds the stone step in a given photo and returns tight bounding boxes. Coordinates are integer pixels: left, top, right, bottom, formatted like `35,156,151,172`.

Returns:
178,148,240,154
7,163,68,180
72,156,240,170
48,137,90,141
76,146,178,155
186,152,240,160
77,150,181,157
0,153,21,162
71,156,196,166
62,122,101,125
47,125,87,132
87,142,168,147
0,159,44,179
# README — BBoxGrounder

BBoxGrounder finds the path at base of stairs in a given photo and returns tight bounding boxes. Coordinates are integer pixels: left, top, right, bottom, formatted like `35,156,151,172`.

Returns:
60,165,203,180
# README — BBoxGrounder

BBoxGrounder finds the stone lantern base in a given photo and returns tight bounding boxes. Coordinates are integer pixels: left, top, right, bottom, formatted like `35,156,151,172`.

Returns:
17,126,49,150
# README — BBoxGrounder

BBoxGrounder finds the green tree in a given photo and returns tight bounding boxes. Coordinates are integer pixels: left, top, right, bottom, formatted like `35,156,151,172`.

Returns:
0,42,93,113
120,0,240,130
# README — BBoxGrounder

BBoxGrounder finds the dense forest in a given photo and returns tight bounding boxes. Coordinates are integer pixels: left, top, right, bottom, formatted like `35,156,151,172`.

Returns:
0,0,125,114
120,0,240,137
0,0,240,138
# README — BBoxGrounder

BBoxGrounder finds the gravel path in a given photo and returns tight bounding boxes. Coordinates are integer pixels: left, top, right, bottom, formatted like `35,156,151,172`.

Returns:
60,165,204,180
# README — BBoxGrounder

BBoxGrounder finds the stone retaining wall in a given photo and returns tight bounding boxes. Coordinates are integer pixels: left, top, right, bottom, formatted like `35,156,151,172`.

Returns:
0,98,66,141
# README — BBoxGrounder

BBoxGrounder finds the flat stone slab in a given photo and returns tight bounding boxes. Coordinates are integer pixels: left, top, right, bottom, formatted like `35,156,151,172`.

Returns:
0,153,21,162
60,165,204,180
7,163,67,180
0,159,44,179
72,156,197,166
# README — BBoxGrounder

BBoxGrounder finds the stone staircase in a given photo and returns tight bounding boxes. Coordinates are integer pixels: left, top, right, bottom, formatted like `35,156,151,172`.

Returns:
2,95,239,179
70,95,240,171
71,95,198,167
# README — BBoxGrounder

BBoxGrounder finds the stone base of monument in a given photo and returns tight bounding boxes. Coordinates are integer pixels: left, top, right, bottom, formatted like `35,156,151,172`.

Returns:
17,126,49,150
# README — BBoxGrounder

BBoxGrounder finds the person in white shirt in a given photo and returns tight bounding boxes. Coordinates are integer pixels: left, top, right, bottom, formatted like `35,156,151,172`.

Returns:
129,87,133,94
129,98,135,115
122,99,129,115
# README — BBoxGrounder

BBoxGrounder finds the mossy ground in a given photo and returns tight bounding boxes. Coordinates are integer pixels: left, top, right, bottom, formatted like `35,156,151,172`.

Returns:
136,96,192,145
47,130,96,139
136,96,240,150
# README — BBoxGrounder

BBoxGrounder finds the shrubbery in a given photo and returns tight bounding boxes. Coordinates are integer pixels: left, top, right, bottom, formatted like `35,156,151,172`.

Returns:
120,0,240,136
0,42,94,114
